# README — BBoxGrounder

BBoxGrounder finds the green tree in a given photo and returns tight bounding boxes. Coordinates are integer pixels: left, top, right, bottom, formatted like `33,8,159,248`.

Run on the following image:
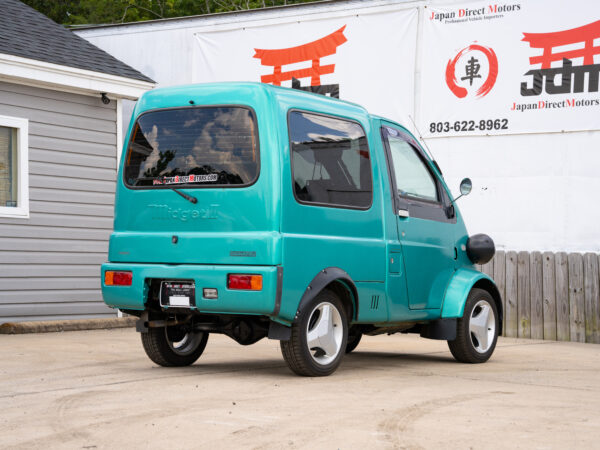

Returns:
22,0,320,26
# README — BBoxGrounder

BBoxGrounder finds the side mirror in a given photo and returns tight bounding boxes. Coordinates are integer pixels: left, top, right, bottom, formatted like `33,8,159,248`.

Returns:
452,177,472,203
460,178,472,196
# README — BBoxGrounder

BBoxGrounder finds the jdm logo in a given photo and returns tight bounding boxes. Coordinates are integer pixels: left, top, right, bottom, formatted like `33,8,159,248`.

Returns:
520,20,600,96
445,44,498,98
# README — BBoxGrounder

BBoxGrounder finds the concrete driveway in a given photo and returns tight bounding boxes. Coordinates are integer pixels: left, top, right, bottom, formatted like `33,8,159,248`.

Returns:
1,328,598,449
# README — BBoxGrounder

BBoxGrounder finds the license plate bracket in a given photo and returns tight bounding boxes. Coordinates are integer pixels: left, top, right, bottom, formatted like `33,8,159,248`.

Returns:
159,280,196,308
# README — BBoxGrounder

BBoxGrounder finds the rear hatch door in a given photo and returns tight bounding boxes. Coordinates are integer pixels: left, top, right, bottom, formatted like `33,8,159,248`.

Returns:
110,104,280,265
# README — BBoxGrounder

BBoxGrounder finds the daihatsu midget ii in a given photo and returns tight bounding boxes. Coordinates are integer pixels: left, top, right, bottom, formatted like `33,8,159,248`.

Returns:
102,82,500,377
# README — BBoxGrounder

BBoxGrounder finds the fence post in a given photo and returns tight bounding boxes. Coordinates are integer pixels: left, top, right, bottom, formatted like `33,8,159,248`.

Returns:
505,251,518,337
542,252,557,341
567,253,585,343
482,259,494,279
597,254,600,343
583,253,599,344
555,252,570,341
493,251,506,336
530,251,543,339
517,251,531,338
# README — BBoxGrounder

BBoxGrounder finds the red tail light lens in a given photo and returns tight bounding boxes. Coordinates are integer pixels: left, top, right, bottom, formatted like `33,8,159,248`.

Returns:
227,274,262,291
105,271,132,286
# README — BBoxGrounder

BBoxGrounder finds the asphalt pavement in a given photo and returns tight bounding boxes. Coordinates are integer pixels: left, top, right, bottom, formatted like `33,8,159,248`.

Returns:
1,328,598,449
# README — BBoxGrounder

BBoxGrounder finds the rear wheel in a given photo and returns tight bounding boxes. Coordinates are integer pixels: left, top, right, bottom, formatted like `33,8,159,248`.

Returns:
281,290,348,376
448,288,498,363
141,325,208,367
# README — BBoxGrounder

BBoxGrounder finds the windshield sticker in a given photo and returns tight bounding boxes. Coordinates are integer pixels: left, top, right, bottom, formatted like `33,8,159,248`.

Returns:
153,174,219,185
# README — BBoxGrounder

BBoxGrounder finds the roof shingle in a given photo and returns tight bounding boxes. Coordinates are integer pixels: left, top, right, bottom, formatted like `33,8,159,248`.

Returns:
0,0,154,83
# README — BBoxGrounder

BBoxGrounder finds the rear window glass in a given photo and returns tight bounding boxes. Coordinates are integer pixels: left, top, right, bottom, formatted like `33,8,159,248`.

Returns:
289,111,372,209
124,107,258,188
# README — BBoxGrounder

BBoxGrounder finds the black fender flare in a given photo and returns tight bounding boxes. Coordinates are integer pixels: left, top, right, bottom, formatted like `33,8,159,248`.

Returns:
294,267,359,323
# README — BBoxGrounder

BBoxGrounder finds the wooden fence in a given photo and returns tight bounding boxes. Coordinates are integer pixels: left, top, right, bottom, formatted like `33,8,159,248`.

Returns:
477,251,600,343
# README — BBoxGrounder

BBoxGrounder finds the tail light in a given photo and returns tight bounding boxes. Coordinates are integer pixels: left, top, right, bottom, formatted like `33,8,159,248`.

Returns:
227,274,262,291
104,271,132,286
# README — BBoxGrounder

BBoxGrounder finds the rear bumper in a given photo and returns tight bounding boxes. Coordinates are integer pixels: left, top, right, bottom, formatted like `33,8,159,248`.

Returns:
101,263,279,316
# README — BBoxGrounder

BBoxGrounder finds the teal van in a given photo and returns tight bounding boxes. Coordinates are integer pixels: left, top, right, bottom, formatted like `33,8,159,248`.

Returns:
102,82,501,376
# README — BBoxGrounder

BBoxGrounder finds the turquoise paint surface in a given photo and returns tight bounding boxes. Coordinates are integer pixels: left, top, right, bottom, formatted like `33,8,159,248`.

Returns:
376,119,464,315
112,83,281,267
103,82,497,326
102,263,278,314
441,268,495,318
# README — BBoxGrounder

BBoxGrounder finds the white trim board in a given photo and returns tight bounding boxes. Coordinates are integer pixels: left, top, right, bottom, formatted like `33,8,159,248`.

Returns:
0,53,155,100
0,114,29,219
116,98,123,166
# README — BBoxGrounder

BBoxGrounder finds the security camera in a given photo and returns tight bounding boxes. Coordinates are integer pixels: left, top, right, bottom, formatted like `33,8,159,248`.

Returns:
101,93,110,105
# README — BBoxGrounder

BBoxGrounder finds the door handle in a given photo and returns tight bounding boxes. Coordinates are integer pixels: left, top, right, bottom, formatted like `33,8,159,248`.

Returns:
398,208,409,218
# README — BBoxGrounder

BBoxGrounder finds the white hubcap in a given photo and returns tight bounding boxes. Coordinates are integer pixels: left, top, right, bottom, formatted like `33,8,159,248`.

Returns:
469,300,496,353
306,302,343,365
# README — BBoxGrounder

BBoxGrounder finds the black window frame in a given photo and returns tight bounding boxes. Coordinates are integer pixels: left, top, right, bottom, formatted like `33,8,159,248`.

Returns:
287,109,374,211
380,125,456,224
122,105,261,190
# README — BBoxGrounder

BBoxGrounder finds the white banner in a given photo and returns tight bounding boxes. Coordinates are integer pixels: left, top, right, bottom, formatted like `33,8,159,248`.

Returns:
420,0,600,137
193,9,418,125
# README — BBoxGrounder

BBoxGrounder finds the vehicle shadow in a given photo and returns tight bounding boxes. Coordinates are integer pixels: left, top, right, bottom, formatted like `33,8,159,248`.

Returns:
131,350,457,380
343,350,455,367
132,358,292,379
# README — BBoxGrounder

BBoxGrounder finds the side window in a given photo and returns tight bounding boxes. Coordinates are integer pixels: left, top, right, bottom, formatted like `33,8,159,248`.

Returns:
384,129,438,202
288,111,372,209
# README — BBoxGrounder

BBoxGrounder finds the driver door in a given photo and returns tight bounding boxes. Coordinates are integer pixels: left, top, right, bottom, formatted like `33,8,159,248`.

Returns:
381,124,456,312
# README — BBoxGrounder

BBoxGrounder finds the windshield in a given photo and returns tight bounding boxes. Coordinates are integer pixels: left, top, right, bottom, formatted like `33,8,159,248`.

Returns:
124,106,259,188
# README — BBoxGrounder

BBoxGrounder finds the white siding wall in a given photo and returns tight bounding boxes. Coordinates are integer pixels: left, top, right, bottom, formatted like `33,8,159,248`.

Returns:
0,81,116,322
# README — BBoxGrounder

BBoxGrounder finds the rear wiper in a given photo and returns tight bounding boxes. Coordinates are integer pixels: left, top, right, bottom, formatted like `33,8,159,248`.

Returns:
171,188,197,204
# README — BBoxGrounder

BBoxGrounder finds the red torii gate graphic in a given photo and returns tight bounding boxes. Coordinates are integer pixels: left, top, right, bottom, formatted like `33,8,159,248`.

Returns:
253,25,347,87
522,20,600,69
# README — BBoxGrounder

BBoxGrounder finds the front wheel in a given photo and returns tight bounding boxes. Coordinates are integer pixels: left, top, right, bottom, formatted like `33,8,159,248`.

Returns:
345,327,362,353
280,290,348,376
448,288,499,363
141,325,208,367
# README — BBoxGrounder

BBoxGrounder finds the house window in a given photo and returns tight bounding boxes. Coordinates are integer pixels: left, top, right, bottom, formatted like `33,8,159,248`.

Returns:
0,115,29,218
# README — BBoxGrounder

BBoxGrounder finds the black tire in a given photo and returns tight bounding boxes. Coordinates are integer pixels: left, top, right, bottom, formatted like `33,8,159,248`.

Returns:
448,288,499,363
345,327,362,353
280,290,348,377
141,325,208,367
